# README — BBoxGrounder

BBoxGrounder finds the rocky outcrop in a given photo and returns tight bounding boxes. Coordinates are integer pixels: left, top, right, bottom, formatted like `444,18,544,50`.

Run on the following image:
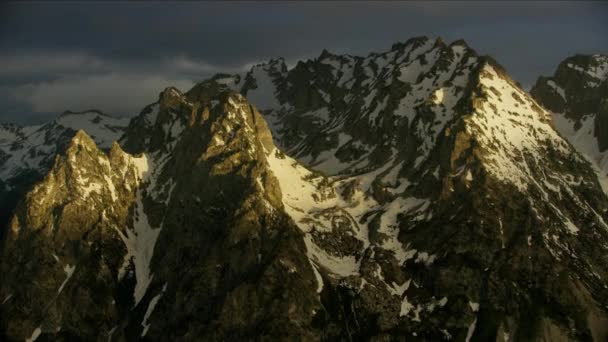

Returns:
1,87,322,341
531,55,608,122
0,111,129,236
1,130,143,339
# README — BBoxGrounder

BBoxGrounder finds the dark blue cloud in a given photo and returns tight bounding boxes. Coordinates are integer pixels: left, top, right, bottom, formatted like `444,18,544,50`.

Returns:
1,1,606,123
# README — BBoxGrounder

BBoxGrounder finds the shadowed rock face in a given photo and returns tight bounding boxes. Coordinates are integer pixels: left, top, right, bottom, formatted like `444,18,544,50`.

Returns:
531,55,608,118
122,88,320,341
2,39,608,341
531,54,608,151
531,54,608,199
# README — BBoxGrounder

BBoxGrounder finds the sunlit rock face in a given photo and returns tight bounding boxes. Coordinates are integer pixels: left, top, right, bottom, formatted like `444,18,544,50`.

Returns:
1,87,319,341
0,110,129,232
2,39,608,341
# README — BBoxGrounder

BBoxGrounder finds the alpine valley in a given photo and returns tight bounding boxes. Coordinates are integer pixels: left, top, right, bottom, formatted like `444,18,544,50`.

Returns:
1,37,608,341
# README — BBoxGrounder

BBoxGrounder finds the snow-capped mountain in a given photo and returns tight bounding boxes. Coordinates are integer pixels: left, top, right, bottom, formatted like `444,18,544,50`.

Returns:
1,38,608,341
531,54,608,190
0,110,129,232
1,110,128,178
213,37,480,177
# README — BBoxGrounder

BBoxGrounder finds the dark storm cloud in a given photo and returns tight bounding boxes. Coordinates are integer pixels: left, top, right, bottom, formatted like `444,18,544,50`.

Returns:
1,1,607,124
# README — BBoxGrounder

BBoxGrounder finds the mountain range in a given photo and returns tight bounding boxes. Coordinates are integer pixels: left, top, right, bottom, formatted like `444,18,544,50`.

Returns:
1,37,608,341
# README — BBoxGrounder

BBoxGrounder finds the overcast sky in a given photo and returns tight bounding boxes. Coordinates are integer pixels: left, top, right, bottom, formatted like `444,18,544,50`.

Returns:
1,1,607,124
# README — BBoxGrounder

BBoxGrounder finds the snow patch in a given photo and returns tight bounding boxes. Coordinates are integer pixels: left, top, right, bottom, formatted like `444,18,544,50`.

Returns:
57,264,76,295
465,317,477,342
465,170,473,182
310,261,324,294
245,65,282,110
551,112,608,194
546,80,565,99
112,154,162,306
399,296,415,317
563,217,579,234
469,301,479,312
432,88,445,105
25,327,42,342
304,235,360,277
141,283,168,337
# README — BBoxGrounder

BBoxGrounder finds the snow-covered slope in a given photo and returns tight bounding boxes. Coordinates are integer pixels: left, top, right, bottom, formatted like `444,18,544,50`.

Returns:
551,113,608,191
261,55,608,340
216,37,480,177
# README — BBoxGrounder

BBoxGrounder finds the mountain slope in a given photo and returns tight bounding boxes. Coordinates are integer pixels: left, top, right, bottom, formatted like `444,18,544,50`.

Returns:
258,55,608,340
1,87,321,340
213,37,483,178
174,44,608,340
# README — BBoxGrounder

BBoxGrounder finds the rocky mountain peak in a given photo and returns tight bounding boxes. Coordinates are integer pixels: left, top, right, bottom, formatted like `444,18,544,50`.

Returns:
318,48,336,61
531,54,608,120
558,54,608,87
208,36,484,178
265,56,288,69
0,110,129,232
159,85,181,101
390,35,431,52
449,38,469,48
531,53,608,195
67,129,97,150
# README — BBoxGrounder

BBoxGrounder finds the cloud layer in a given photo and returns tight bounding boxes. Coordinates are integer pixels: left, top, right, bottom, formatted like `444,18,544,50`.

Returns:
0,53,253,123
19,74,195,116
0,1,606,124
